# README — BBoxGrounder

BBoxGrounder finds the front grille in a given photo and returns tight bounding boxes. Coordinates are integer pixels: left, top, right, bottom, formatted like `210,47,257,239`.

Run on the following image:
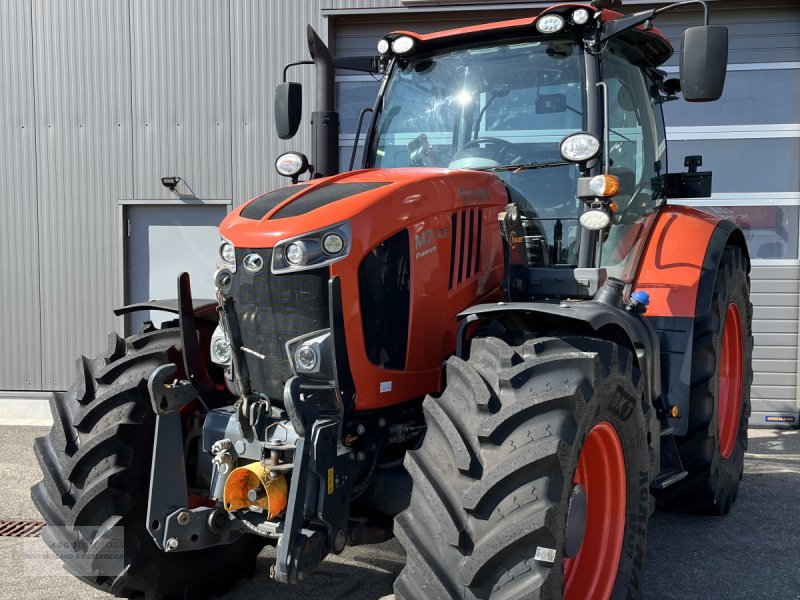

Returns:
230,248,330,401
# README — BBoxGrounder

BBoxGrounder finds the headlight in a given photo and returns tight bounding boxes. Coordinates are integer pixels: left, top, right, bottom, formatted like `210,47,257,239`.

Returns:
536,14,565,34
560,132,601,163
210,326,232,365
391,36,416,55
294,344,319,372
285,241,307,266
272,222,351,274
322,233,345,255
579,208,611,231
219,241,235,265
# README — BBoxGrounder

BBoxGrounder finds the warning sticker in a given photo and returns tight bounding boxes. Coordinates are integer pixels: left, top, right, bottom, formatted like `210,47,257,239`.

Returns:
534,547,556,563
327,467,334,494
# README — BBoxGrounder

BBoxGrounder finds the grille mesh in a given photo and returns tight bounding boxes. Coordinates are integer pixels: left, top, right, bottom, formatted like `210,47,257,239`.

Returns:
230,248,330,400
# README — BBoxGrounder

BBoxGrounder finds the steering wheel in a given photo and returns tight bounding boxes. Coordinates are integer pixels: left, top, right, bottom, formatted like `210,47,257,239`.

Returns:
461,137,519,164
463,137,515,152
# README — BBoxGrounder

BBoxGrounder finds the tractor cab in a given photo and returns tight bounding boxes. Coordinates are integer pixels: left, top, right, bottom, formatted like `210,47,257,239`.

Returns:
276,3,727,290
358,3,726,284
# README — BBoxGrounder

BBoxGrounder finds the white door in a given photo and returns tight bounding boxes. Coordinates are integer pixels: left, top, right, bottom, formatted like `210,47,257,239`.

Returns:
126,204,227,333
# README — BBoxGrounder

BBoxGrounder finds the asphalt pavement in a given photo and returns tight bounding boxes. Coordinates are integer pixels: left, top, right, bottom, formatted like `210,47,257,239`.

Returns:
1,425,798,600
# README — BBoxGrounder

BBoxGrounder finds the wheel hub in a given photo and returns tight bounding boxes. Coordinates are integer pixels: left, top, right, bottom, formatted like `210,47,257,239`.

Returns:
564,483,587,557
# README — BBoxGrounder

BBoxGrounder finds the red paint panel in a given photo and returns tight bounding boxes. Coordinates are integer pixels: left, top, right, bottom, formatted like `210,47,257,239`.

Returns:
220,168,508,412
633,205,722,317
390,4,670,48
391,17,537,42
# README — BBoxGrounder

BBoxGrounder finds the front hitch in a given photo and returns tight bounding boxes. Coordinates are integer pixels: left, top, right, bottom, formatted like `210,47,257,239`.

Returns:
145,363,246,552
273,376,353,583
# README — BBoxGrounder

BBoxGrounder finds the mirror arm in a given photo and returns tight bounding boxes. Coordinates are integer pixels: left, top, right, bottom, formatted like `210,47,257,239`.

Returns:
600,0,709,43
333,56,381,74
283,61,314,83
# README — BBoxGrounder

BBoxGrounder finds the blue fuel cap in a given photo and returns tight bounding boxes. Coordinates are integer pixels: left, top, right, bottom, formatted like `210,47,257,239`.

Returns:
630,290,650,306
626,290,650,314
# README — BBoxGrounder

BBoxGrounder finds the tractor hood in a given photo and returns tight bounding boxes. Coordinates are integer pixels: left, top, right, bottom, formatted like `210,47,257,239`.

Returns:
219,168,509,249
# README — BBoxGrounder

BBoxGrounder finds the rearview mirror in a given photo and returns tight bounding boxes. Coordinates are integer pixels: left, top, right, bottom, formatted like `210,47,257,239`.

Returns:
536,93,566,114
680,26,728,102
275,82,302,139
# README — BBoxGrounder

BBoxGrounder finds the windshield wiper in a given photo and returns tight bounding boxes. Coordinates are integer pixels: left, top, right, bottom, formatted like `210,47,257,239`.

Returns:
472,161,571,172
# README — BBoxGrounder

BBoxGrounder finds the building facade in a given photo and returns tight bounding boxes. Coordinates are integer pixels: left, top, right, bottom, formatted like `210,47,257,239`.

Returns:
1,0,798,425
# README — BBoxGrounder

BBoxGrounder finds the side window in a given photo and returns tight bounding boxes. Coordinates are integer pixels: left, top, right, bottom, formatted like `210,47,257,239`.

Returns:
599,48,662,279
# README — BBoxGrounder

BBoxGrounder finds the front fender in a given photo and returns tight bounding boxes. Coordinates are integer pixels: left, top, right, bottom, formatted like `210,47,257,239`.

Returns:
634,204,750,435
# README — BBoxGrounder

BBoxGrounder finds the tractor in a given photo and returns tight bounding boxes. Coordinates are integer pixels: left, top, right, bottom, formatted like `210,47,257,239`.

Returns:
33,1,752,598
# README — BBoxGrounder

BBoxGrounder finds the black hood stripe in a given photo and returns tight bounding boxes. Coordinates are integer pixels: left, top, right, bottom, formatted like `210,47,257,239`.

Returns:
269,182,390,220
240,184,310,220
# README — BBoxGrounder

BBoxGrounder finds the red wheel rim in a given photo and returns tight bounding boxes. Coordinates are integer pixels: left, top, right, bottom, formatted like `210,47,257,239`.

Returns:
718,303,743,459
564,421,626,600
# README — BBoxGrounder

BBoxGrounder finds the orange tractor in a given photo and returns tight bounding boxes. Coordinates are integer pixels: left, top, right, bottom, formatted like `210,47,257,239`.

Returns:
33,1,751,598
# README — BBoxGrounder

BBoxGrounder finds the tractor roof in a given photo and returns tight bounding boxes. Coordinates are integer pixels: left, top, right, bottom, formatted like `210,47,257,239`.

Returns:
389,3,673,67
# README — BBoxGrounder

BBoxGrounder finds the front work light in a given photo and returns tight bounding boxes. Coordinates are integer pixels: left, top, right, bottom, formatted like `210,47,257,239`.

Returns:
275,152,309,180
579,208,611,231
377,38,390,55
391,36,416,55
536,14,565,34
571,8,591,25
560,133,601,163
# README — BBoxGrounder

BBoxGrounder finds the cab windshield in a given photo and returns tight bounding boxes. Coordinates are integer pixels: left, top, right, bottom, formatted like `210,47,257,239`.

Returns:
367,39,586,265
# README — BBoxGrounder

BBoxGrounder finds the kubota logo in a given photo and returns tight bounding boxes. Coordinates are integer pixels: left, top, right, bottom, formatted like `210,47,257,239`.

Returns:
242,253,264,273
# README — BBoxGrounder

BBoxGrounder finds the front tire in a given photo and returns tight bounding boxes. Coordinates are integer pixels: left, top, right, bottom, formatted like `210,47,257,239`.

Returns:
31,326,265,599
393,335,653,599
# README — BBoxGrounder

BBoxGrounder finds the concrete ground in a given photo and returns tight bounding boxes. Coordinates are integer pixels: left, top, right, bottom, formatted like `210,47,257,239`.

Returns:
1,425,798,600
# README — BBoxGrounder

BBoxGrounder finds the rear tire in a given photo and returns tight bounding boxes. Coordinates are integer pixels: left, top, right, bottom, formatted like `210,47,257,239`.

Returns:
654,246,753,515
393,335,653,600
31,326,265,599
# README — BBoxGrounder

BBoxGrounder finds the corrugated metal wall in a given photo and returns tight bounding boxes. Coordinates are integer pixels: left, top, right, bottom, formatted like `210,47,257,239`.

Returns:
131,1,232,200
32,0,133,388
0,0,42,390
